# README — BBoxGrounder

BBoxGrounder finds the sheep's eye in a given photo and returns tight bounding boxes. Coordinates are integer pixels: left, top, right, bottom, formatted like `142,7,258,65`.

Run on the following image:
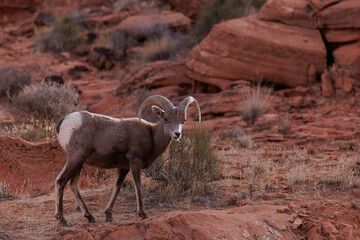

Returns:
164,118,169,122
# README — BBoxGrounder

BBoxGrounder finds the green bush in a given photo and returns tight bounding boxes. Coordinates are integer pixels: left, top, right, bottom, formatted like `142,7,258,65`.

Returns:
191,0,266,42
144,127,219,203
38,16,85,54
5,81,81,140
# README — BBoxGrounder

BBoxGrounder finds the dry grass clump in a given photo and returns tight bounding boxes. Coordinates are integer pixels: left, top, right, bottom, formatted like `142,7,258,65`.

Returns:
0,65,31,98
337,142,357,151
220,127,255,148
37,16,85,54
286,153,360,192
240,84,272,126
144,127,219,203
287,164,308,187
5,81,81,141
318,158,360,189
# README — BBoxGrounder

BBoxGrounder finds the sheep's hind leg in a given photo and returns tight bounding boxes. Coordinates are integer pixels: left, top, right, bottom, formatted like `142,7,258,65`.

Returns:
55,166,69,226
55,151,89,226
129,159,147,219
70,171,95,223
105,168,129,222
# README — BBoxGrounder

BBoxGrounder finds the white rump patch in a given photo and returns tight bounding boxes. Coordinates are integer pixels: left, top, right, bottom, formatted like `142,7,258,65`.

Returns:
58,112,83,150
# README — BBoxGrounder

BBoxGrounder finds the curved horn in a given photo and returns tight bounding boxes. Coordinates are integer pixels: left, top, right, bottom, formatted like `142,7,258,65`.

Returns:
177,96,201,123
138,95,175,121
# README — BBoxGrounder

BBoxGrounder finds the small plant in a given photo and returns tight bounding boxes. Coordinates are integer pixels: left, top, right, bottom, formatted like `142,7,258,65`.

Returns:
38,15,85,54
0,182,13,200
220,127,254,148
144,127,219,203
0,65,31,98
240,83,272,126
138,36,178,62
307,147,315,155
337,142,357,151
7,81,81,140
191,0,266,42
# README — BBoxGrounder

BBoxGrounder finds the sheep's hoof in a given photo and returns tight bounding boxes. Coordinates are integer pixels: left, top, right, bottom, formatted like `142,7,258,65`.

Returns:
58,217,69,227
105,212,113,222
85,214,96,223
138,211,148,220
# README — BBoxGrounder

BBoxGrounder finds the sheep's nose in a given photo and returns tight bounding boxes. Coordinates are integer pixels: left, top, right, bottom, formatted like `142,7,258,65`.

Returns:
174,132,181,138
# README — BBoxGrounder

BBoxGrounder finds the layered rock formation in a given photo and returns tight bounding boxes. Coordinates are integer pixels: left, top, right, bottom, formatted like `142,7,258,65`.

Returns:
186,0,360,93
186,15,326,89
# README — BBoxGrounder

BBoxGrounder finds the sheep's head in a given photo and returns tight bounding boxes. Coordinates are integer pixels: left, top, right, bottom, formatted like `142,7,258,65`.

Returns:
138,95,201,140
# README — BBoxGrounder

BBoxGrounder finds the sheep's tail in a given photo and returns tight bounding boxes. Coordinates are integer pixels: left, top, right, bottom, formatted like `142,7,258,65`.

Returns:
56,117,64,134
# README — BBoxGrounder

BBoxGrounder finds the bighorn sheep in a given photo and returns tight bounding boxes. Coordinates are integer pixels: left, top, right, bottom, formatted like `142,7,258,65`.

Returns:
54,95,201,226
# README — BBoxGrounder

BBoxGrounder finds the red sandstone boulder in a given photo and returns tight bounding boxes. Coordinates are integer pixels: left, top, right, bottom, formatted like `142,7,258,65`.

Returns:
332,42,360,79
258,0,317,29
166,0,208,19
323,28,360,43
102,205,297,240
321,69,335,97
0,0,39,24
307,0,342,13
186,15,327,89
118,11,191,39
315,0,360,29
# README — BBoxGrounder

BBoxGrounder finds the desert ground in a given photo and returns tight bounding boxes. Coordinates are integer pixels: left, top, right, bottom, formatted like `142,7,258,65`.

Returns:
0,0,360,239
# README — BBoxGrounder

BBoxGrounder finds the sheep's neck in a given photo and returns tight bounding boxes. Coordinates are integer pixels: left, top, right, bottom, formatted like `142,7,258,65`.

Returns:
150,121,171,161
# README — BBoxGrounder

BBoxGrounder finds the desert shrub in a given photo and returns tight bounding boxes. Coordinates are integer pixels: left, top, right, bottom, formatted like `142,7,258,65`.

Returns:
240,83,272,126
6,81,81,140
144,127,219,203
38,15,85,54
138,36,177,62
191,0,266,42
106,30,130,57
0,66,31,98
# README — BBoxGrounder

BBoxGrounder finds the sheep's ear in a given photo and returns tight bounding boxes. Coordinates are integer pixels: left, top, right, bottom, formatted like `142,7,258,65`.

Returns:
151,105,165,118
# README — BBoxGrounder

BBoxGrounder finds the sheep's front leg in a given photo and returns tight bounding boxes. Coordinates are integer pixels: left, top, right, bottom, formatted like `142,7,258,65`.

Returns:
105,168,129,222
129,158,147,219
